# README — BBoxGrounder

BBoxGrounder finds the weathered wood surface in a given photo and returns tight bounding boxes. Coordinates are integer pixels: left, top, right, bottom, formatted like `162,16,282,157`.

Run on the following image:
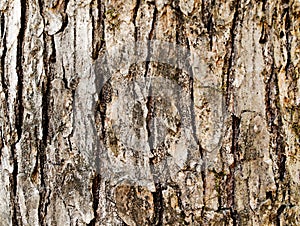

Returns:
0,0,299,225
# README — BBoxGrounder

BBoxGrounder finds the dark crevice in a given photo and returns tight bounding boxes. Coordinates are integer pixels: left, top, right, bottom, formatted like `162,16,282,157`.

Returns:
174,1,198,147
55,14,68,35
0,131,3,161
201,0,215,51
146,5,157,165
43,0,69,35
11,144,19,226
16,0,27,142
64,0,70,11
266,191,273,200
40,188,51,226
41,47,52,145
55,0,69,35
264,52,286,182
37,0,44,23
174,0,185,45
98,79,112,139
73,10,77,75
0,12,5,34
207,15,214,51
11,0,28,224
61,61,68,89
151,183,164,225
31,127,40,184
220,1,242,223
0,13,7,164
262,0,267,11
283,7,291,79
200,163,206,218
0,13,8,107
132,0,141,41
39,74,50,225
38,33,55,226
186,37,198,146
277,125,286,181
284,7,293,82
49,35,56,63
87,174,101,226
259,22,268,44
229,114,241,225
276,204,286,226
222,0,240,106
146,86,154,157
90,0,105,60
230,207,238,226
37,1,45,224
144,5,157,78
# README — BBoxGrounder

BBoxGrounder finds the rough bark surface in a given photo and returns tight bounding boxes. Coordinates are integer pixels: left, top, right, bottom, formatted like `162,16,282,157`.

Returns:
0,0,299,225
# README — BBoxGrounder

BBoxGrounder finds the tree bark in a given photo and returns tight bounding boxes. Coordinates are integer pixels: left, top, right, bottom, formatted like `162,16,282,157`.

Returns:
0,0,299,225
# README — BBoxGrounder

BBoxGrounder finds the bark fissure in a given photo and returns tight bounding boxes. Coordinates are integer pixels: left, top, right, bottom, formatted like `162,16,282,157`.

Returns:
283,6,291,78
276,204,286,226
10,0,28,224
223,0,241,107
90,0,105,60
201,0,215,50
264,50,286,183
186,35,199,148
38,33,54,225
88,174,101,226
152,182,164,225
0,13,8,114
229,114,241,225
146,87,154,156
10,144,20,226
132,0,140,41
143,5,157,78
15,0,27,141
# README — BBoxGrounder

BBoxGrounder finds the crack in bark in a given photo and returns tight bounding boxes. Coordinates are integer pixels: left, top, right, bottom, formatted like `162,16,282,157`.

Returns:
223,0,241,107
90,0,105,60
132,0,140,42
0,13,8,103
276,204,286,226
264,53,286,183
283,4,291,78
10,144,20,226
220,1,242,224
98,78,112,140
185,30,199,149
61,61,68,89
146,87,154,158
145,5,157,161
229,114,241,225
9,0,28,224
259,22,268,44
38,32,55,226
151,182,164,225
16,0,27,142
201,0,215,50
87,174,101,226
54,0,69,35
143,4,157,78
0,131,3,162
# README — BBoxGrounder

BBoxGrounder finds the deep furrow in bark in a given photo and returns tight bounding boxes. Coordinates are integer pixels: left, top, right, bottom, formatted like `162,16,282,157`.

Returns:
143,4,157,78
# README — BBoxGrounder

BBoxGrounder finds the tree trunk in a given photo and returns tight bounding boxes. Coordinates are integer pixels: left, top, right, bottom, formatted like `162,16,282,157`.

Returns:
0,0,299,225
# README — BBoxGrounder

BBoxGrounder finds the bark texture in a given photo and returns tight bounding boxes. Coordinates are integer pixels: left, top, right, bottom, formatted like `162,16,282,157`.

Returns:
0,0,299,225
